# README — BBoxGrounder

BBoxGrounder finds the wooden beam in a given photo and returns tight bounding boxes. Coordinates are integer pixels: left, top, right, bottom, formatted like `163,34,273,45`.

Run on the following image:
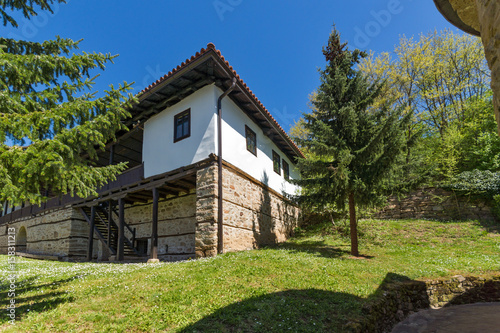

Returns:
158,188,180,196
127,195,149,203
163,183,187,193
151,188,159,260
158,189,176,197
107,200,112,249
174,179,196,189
117,198,125,261
115,143,142,156
86,206,96,262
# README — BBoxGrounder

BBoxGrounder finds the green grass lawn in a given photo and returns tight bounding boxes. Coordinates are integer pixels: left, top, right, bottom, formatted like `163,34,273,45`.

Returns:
1,219,499,332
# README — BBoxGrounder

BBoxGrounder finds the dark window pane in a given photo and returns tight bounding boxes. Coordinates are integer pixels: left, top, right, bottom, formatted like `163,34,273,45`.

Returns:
283,160,289,180
246,126,257,156
273,150,281,175
174,109,191,142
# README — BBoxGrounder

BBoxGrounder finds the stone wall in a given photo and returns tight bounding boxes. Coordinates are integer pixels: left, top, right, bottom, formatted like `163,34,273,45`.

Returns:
118,192,197,261
475,0,500,133
1,161,300,262
375,187,495,221
348,274,500,333
195,164,219,258
194,162,301,258
221,165,300,253
0,207,88,260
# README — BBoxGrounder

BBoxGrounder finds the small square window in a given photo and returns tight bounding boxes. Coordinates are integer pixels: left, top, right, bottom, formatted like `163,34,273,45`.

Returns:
245,125,257,156
283,159,289,181
174,109,191,142
272,150,281,175
136,239,148,255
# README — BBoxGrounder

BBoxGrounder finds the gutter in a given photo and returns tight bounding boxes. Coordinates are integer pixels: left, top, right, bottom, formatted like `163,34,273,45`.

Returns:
217,77,237,254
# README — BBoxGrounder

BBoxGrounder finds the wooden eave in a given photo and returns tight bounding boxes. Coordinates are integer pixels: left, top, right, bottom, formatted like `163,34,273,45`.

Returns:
124,48,303,163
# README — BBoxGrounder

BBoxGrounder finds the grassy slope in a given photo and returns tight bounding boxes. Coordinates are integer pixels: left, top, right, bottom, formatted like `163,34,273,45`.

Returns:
0,219,499,332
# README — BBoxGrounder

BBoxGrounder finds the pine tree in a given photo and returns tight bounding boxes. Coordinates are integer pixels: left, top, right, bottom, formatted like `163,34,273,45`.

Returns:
293,28,409,256
0,0,136,205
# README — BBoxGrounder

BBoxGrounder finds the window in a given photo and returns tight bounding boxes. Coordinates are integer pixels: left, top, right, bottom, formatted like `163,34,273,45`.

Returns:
283,159,289,181
174,109,191,142
245,125,257,156
136,239,148,255
272,150,281,175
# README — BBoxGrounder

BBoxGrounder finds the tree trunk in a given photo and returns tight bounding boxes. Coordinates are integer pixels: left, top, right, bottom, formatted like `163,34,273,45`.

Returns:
349,192,359,257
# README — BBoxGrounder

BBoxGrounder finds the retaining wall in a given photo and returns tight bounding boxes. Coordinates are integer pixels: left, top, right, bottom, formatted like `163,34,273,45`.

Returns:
347,274,500,332
376,187,495,221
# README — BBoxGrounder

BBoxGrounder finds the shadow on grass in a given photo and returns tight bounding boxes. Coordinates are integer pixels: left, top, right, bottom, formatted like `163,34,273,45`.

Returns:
0,276,77,324
402,217,500,234
180,273,415,333
180,289,363,333
473,219,500,234
275,240,351,259
268,240,374,260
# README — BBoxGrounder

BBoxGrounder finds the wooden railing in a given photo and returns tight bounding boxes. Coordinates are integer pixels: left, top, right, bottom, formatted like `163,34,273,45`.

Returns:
0,164,144,225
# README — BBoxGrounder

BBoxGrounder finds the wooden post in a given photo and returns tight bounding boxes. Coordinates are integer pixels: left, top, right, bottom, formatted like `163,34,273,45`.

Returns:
86,206,96,262
117,198,125,261
349,192,359,257
149,187,159,263
107,200,112,248
109,144,114,165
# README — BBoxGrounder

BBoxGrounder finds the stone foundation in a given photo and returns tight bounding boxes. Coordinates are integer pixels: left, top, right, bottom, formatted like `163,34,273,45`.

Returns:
221,164,300,252
194,162,300,258
375,187,495,221
0,207,88,261
1,161,300,262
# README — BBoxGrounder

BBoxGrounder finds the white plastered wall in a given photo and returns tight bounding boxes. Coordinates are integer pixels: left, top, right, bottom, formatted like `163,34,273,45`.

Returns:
216,87,300,196
142,84,299,196
143,84,218,178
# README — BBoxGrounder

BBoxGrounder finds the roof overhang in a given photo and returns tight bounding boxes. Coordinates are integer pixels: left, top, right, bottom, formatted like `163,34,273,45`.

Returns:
433,0,480,36
128,44,304,162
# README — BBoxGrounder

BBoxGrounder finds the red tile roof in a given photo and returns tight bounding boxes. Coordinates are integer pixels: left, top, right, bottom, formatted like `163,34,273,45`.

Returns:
138,43,304,158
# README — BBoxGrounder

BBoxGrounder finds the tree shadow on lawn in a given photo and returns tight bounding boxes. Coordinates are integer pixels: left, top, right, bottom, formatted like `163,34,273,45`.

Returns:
180,273,414,333
418,218,500,235
0,276,77,324
269,240,374,260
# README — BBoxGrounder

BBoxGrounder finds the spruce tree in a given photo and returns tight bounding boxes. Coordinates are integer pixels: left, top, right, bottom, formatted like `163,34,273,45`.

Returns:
0,0,136,205
294,28,409,256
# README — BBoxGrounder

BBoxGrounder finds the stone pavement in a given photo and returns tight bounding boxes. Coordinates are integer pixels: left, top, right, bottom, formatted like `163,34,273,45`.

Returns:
391,302,500,333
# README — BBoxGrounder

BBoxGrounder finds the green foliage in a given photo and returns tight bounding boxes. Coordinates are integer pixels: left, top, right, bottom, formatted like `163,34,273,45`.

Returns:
293,27,409,212
445,170,500,196
0,1,136,204
358,30,494,189
417,94,500,182
0,0,66,27
444,168,500,219
456,94,500,172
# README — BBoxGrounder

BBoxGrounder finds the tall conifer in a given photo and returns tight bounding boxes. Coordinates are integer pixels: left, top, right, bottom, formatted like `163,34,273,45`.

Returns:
294,27,409,256
0,1,135,204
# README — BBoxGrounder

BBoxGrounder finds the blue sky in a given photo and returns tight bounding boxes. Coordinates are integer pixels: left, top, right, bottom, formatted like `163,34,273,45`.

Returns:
2,0,464,132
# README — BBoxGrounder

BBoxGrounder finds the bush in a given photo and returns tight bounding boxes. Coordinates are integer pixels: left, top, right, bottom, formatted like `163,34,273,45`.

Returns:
444,170,500,196
444,170,500,220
